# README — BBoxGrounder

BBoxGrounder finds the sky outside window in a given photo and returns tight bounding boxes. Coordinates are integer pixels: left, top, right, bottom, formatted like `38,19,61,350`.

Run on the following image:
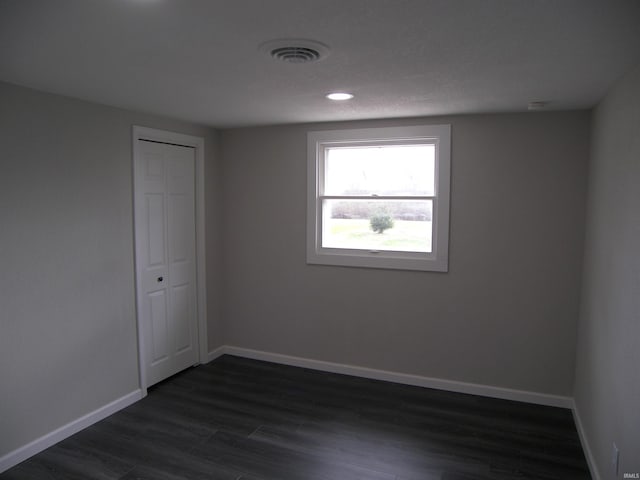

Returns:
325,144,435,196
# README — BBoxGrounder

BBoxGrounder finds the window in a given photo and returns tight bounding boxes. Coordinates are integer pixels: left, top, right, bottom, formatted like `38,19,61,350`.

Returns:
307,124,451,271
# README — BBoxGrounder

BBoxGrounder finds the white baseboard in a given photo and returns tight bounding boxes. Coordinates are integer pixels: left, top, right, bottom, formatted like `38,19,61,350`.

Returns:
0,389,144,474
206,344,227,363
211,345,573,409
572,401,600,480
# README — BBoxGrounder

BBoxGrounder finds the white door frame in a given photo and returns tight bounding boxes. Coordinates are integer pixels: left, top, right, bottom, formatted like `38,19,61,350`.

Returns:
132,126,207,392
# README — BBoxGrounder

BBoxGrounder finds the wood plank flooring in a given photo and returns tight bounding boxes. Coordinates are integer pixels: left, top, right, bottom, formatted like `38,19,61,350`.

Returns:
1,355,591,479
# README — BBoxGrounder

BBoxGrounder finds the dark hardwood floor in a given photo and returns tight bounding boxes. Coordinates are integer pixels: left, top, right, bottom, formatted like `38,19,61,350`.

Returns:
1,355,590,479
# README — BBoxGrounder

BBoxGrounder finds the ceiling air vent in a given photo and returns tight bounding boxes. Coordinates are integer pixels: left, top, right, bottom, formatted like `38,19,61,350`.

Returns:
260,39,329,64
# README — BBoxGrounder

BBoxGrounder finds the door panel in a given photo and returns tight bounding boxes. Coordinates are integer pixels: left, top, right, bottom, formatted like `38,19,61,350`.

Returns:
171,284,192,352
169,194,189,262
135,140,198,387
146,194,166,267
148,290,169,365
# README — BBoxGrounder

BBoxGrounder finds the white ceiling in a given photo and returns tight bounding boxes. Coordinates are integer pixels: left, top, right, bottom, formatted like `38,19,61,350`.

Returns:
2,0,640,128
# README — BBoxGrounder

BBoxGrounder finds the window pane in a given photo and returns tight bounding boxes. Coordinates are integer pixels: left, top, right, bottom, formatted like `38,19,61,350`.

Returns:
325,144,435,196
322,199,433,253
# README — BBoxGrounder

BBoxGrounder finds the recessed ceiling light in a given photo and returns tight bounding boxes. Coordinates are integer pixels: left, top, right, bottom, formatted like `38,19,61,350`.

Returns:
326,92,354,101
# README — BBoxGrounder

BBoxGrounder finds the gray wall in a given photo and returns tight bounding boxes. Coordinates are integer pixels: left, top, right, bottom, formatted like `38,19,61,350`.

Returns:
0,81,222,457
220,111,590,397
574,63,640,478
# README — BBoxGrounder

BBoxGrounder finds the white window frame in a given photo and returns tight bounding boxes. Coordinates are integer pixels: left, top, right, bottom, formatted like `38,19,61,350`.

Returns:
307,124,451,272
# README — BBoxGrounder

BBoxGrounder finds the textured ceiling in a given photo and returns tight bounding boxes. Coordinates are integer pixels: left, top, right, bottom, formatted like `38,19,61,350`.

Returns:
1,0,640,128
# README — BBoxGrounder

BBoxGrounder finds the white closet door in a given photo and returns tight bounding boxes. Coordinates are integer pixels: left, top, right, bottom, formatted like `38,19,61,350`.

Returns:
135,140,198,387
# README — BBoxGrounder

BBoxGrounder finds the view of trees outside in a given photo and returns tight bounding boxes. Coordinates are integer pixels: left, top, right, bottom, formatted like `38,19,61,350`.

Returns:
322,200,433,252
321,144,435,253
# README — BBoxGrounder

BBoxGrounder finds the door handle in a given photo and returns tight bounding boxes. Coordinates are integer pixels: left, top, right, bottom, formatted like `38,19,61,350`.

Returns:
157,276,163,282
